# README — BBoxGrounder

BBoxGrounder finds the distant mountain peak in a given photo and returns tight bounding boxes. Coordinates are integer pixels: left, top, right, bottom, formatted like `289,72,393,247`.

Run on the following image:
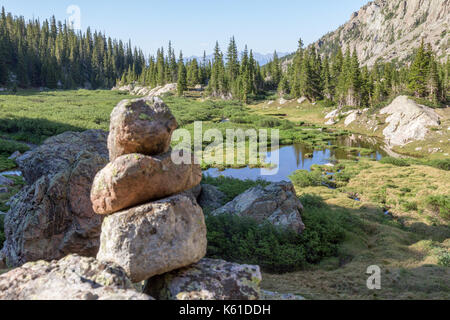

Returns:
185,52,290,66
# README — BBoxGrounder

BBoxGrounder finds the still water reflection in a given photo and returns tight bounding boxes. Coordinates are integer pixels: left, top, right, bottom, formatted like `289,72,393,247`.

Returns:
204,134,386,182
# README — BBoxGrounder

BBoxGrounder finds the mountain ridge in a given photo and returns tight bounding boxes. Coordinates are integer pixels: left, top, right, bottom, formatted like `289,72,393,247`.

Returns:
185,52,290,66
312,0,449,66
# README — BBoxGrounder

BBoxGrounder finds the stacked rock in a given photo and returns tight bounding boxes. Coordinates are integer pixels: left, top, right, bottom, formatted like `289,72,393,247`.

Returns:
91,97,206,283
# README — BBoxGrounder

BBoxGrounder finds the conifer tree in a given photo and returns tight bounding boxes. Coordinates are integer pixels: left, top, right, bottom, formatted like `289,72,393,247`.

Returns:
177,51,187,96
408,40,429,98
271,51,282,88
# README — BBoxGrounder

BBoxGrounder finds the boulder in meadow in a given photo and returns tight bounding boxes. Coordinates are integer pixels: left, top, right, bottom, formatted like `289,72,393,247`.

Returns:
212,181,305,234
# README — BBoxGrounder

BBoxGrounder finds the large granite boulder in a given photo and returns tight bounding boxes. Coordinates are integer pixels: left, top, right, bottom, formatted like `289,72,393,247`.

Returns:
97,195,207,283
198,184,227,211
144,258,262,300
2,151,108,267
16,130,108,184
212,182,305,234
108,97,178,161
0,254,152,300
380,96,441,146
91,151,202,215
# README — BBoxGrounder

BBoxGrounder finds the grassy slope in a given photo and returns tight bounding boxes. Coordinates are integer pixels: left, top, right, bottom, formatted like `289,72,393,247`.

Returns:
262,158,450,299
0,90,135,143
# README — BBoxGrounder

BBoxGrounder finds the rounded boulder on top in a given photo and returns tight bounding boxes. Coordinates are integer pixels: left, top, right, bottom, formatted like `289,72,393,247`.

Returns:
108,97,178,161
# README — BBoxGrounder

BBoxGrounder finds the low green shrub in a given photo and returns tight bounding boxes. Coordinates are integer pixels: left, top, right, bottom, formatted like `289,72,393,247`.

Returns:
298,193,327,209
0,139,30,156
0,156,16,172
402,201,418,212
437,250,450,267
205,202,347,273
425,195,450,221
289,170,327,187
380,157,410,167
425,159,450,171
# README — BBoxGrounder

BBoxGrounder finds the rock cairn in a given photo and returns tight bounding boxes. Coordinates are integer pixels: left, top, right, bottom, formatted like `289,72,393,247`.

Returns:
91,97,206,283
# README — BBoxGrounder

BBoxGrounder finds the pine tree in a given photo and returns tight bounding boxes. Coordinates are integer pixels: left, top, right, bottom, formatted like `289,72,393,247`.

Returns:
427,59,440,104
207,42,227,97
291,39,304,98
278,74,290,95
271,51,282,88
187,58,200,86
408,40,429,98
177,51,187,96
226,36,239,83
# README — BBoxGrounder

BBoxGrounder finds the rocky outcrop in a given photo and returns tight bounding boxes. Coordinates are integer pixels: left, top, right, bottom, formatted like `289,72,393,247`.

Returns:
312,0,449,66
16,130,108,185
380,96,441,146
91,151,202,215
344,110,360,126
198,184,227,211
2,131,109,268
108,97,178,161
112,83,177,98
144,259,262,300
97,195,207,283
3,151,107,267
0,255,152,300
212,182,305,234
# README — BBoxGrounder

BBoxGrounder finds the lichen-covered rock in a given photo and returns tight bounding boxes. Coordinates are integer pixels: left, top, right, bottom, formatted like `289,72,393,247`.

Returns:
16,130,108,185
198,184,226,211
212,182,305,234
2,151,108,267
108,97,178,161
0,254,152,300
144,258,262,300
97,195,207,283
91,151,202,215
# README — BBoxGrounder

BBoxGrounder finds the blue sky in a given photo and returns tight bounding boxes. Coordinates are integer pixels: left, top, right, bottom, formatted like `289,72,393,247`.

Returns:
1,0,369,56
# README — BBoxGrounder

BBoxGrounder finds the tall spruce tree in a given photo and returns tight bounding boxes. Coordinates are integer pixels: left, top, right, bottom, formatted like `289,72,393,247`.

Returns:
177,51,187,96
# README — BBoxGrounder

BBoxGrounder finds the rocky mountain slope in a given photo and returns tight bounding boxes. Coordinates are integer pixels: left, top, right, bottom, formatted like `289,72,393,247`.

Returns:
313,0,449,66
315,0,450,66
